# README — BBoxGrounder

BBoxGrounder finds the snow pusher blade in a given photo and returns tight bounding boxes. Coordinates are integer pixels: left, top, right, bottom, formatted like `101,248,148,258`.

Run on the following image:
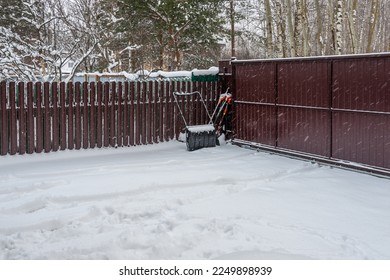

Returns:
186,125,216,151
173,91,216,151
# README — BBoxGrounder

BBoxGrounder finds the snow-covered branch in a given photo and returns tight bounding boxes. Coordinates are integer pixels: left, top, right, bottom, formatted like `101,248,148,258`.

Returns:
65,39,99,83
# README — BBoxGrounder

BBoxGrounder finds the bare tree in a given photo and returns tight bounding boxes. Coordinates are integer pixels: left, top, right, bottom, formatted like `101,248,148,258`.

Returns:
335,0,343,54
294,0,305,56
275,0,287,58
345,0,359,54
264,0,273,57
366,0,379,53
313,0,323,55
285,0,296,57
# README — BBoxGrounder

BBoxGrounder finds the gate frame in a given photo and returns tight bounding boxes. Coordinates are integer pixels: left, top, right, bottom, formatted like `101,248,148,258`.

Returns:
222,53,390,177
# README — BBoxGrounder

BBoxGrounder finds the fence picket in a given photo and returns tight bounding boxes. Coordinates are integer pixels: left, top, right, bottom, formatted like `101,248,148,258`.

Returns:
153,81,158,143
123,82,129,147
43,82,51,153
103,82,109,147
169,82,175,140
179,81,192,128
18,82,26,154
82,82,89,149
52,83,59,152
180,81,186,135
59,82,66,150
96,82,103,148
159,81,164,143
67,82,74,150
27,82,34,154
9,82,17,155
110,82,116,147
141,82,147,145
117,82,123,147
90,82,96,148
36,82,43,153
1,82,8,155
148,81,153,144
129,82,135,146
135,82,141,145
164,81,170,142
74,82,82,150
194,81,200,126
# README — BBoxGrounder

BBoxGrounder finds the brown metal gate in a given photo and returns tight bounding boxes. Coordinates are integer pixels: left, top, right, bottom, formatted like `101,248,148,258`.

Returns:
227,53,390,174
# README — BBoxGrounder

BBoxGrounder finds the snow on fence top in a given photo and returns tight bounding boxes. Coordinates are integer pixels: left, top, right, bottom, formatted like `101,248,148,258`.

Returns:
191,66,219,76
72,66,219,83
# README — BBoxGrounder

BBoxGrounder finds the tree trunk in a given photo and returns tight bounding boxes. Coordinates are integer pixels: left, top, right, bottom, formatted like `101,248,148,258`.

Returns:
326,0,335,54
366,0,379,53
264,0,273,57
346,0,359,54
294,0,304,57
285,0,295,57
358,0,369,53
335,0,343,55
302,0,309,56
275,0,286,58
157,31,164,69
314,0,324,55
384,2,390,51
230,0,236,58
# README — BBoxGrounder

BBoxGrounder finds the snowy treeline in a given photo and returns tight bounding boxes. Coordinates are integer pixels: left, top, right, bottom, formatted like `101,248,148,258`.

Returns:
0,0,226,82
1,0,389,82
0,0,111,81
230,0,390,59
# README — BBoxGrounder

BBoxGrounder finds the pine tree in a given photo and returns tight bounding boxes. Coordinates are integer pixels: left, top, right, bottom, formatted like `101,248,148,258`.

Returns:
118,0,226,70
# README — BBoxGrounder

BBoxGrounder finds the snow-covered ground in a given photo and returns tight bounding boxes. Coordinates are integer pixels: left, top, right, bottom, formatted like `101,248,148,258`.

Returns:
0,141,389,260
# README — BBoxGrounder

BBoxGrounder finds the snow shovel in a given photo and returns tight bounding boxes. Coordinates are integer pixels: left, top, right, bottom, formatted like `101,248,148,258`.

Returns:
173,91,216,151
210,88,232,137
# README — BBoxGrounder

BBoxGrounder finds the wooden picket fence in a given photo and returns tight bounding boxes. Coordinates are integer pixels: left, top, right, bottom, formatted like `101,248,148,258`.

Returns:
0,80,220,155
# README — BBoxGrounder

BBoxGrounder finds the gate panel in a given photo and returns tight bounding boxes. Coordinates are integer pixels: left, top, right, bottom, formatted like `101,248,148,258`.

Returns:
277,61,331,156
234,103,276,146
333,57,390,112
234,62,276,146
235,62,275,103
332,57,390,169
278,108,330,156
278,61,330,107
332,113,390,169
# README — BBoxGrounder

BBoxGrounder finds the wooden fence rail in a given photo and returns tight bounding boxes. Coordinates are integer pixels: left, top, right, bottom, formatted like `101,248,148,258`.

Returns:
0,80,219,155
